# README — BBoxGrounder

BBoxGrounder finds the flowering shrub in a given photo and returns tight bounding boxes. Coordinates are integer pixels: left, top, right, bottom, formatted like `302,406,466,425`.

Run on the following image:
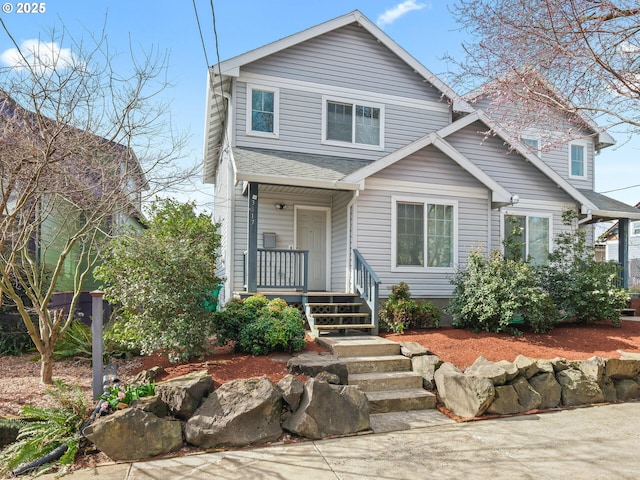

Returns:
100,381,156,411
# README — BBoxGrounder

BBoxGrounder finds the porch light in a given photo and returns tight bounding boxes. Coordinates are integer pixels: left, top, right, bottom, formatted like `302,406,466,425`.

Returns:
275,203,287,210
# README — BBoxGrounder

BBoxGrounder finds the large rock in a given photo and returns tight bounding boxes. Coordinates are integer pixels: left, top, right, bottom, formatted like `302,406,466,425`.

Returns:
434,362,495,419
575,357,616,402
529,372,562,409
486,384,522,415
131,395,169,418
278,374,304,411
287,353,349,385
614,379,640,400
0,422,19,448
399,341,431,357
411,354,442,390
465,356,507,386
84,408,182,461
282,378,370,439
496,360,520,381
511,377,542,411
156,370,214,420
513,355,539,379
556,369,605,406
605,358,640,379
185,376,283,448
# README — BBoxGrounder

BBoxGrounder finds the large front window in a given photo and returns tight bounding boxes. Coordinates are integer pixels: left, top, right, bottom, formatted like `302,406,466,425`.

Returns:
324,97,383,148
504,214,551,265
395,199,455,269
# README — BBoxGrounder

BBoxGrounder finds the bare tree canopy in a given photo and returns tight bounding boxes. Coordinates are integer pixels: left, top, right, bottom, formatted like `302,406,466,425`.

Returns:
450,0,640,143
0,19,196,383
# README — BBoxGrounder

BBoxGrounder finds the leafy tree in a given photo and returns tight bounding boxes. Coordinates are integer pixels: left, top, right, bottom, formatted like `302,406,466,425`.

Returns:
0,21,193,383
95,199,222,362
449,0,640,143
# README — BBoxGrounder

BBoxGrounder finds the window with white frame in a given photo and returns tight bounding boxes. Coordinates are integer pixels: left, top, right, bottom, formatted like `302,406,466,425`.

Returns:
323,97,383,148
569,141,587,178
521,137,540,156
247,85,279,137
632,221,640,236
394,199,456,269
504,213,551,265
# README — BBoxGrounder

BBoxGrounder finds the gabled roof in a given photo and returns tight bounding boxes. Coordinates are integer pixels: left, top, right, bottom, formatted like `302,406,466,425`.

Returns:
344,110,598,208
203,10,474,183
464,69,615,152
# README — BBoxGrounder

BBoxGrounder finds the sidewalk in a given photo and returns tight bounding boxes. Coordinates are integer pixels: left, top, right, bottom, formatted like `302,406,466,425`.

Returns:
40,401,640,479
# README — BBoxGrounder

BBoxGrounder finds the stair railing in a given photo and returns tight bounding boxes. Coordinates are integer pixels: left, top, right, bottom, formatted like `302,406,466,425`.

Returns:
353,249,380,334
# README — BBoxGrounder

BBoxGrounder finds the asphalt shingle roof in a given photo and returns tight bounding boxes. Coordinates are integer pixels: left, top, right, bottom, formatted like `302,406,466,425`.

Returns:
579,189,640,219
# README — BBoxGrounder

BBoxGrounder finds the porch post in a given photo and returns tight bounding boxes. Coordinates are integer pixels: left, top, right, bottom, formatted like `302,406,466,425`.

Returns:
247,182,259,292
618,218,630,290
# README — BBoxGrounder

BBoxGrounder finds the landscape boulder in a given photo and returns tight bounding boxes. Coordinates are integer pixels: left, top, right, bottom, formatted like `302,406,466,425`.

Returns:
84,408,182,461
277,374,304,411
605,358,640,379
511,377,542,411
287,352,349,385
434,362,495,419
465,356,508,386
185,376,283,448
614,379,640,400
411,354,442,390
282,378,370,439
556,369,605,406
156,370,214,420
528,372,562,409
513,355,539,379
486,384,522,415
399,341,431,357
131,395,169,419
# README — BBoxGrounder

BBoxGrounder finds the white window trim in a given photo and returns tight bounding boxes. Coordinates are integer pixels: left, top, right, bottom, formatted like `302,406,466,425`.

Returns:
391,195,458,273
246,84,279,138
632,221,640,237
321,95,385,151
568,140,588,179
501,209,554,262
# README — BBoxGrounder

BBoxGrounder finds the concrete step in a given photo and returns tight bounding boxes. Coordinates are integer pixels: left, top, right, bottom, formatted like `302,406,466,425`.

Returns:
317,336,400,357
315,324,375,332
342,355,411,374
365,389,437,414
349,371,423,392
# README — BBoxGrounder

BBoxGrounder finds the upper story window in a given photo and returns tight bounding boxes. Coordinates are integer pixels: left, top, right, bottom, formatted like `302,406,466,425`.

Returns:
247,85,279,137
322,96,384,150
521,137,540,156
632,221,640,236
569,141,587,178
393,197,456,270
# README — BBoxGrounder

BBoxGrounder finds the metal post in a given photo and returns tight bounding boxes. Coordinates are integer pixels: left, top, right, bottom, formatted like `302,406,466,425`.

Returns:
247,182,259,292
90,290,104,400
619,218,630,290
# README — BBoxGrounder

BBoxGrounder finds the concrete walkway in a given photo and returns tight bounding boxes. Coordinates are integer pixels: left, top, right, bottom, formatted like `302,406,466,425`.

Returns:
39,401,640,479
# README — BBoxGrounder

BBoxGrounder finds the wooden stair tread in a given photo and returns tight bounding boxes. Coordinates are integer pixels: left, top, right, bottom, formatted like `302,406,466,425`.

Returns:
315,324,375,330
306,302,364,307
310,312,369,318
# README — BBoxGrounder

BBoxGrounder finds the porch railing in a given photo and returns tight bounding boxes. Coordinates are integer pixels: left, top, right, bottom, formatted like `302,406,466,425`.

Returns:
244,248,309,292
353,249,381,334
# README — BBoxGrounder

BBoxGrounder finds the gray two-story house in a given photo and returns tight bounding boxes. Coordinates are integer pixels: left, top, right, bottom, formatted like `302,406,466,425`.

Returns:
203,10,640,334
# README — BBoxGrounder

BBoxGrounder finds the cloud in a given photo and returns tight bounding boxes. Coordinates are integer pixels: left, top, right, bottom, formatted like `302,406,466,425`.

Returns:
377,1,429,28
0,39,76,72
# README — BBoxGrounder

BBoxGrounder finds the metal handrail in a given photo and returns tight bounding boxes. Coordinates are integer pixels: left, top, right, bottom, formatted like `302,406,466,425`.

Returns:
244,248,309,292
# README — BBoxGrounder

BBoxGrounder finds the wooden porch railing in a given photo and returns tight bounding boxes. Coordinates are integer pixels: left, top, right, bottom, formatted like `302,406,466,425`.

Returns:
244,248,309,292
353,249,381,334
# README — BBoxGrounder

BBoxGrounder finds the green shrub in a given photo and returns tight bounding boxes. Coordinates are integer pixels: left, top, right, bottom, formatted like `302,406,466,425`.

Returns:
100,381,156,411
0,380,88,476
380,282,440,333
54,319,92,359
446,250,559,334
0,314,32,356
539,211,628,326
213,295,306,355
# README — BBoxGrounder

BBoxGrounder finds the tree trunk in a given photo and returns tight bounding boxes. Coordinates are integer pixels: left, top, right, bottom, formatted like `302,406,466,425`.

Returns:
40,349,54,385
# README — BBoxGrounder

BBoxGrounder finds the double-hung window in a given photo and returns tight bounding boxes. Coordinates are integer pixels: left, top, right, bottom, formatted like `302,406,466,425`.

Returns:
247,85,279,137
323,96,383,149
521,137,540,157
394,198,456,269
569,141,587,178
504,213,551,265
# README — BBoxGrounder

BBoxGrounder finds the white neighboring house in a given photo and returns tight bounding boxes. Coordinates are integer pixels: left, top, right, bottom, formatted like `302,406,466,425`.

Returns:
202,10,640,333
601,203,640,288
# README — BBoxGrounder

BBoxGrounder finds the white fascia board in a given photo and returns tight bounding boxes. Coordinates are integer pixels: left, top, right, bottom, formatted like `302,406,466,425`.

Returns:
591,209,640,221
236,173,360,191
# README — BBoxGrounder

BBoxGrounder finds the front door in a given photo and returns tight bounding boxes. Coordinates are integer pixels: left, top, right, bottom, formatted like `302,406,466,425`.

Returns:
296,208,328,291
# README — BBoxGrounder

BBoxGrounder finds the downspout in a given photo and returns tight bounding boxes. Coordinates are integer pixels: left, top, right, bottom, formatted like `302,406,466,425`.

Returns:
578,209,592,225
218,89,234,302
345,190,359,292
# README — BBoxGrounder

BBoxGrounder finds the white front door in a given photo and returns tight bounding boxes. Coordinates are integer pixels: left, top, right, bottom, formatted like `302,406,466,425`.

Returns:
296,208,328,291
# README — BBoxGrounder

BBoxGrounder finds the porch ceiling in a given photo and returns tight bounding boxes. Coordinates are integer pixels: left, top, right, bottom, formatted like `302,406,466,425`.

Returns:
233,147,370,190
578,189,640,222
